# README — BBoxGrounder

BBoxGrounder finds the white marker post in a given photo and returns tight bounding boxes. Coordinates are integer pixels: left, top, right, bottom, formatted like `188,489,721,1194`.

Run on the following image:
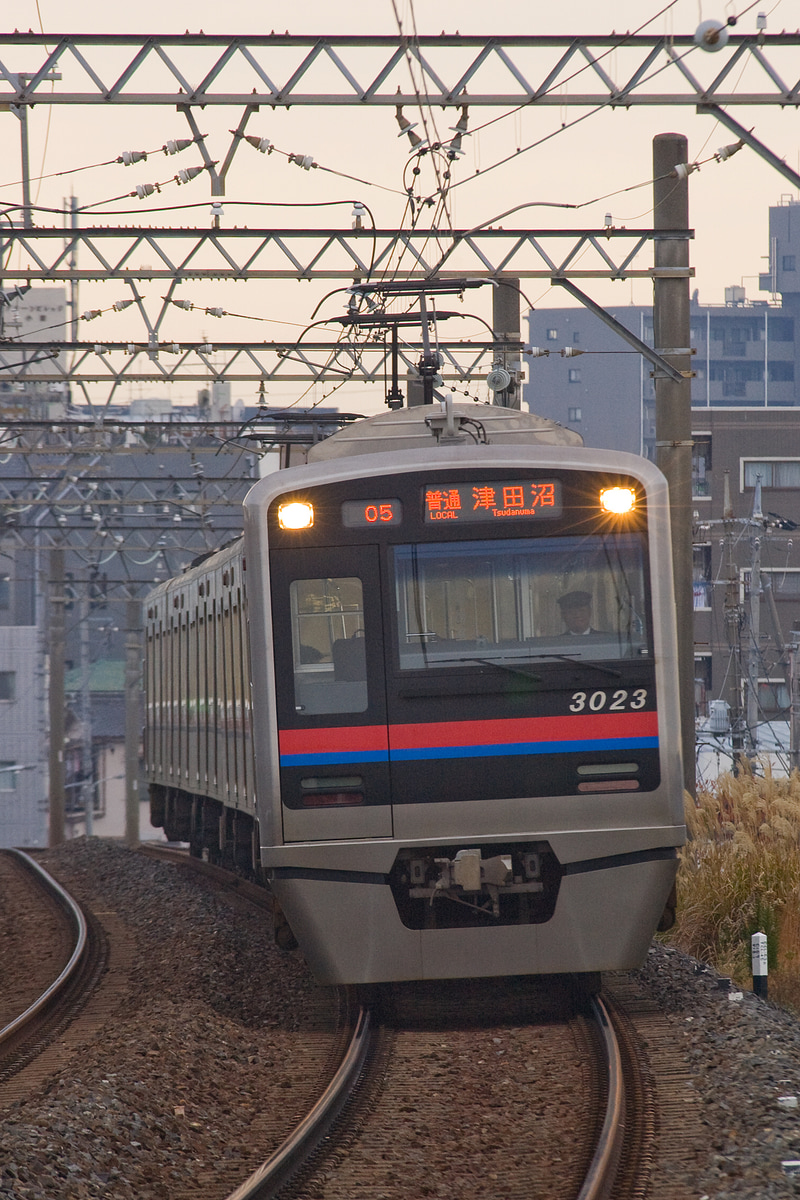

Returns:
751,931,768,999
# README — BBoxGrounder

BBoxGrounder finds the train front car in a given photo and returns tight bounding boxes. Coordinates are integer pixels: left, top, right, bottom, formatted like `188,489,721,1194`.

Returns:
244,405,685,985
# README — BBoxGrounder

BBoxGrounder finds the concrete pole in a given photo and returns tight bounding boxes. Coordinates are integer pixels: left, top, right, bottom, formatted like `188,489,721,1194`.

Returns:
746,536,762,755
652,133,695,797
48,548,66,846
125,599,142,848
80,591,93,836
492,275,522,409
790,628,800,773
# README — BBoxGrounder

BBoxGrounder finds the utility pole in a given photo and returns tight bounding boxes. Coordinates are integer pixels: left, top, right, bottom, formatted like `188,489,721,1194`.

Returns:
125,599,141,848
48,547,66,845
790,626,800,773
652,133,695,796
722,472,746,770
746,534,762,756
79,590,93,836
491,275,522,409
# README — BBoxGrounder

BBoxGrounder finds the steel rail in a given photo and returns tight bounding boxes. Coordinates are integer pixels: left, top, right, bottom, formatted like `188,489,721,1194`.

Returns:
0,850,88,1046
577,995,626,1200
223,1003,373,1200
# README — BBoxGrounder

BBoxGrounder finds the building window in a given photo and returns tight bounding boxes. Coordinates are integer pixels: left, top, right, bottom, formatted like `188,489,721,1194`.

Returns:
757,680,790,717
0,576,8,610
693,545,712,609
783,255,796,271
758,569,800,598
770,317,794,342
692,436,712,496
694,656,712,719
743,459,800,488
572,331,580,344
568,369,581,383
568,406,582,422
0,672,15,701
768,361,794,383
0,762,17,791
546,328,558,341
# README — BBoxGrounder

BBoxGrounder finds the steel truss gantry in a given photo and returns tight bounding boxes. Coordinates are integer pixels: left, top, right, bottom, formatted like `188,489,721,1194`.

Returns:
0,226,691,384
2,31,800,201
1,32,798,109
0,226,689,283
1,339,515,386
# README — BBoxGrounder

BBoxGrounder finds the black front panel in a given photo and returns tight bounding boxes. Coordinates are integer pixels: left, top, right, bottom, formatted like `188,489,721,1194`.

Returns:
268,467,660,806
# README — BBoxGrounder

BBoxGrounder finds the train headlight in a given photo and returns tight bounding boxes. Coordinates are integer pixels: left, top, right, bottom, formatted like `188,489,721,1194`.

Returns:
600,487,636,515
278,501,314,530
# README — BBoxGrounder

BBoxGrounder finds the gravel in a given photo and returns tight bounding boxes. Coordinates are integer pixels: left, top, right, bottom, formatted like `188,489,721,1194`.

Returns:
4,838,800,1197
0,838,326,1200
634,943,800,1198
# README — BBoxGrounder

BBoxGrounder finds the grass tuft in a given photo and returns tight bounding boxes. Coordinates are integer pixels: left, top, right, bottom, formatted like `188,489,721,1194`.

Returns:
667,767,800,1009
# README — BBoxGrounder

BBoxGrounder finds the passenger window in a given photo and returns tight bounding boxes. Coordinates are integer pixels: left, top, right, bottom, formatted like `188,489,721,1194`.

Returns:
290,577,367,714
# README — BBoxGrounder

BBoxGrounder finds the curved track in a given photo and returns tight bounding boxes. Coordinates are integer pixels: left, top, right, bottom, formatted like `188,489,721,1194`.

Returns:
578,996,626,1200
223,1002,374,1200
221,985,641,1200
0,849,99,1081
137,847,645,1199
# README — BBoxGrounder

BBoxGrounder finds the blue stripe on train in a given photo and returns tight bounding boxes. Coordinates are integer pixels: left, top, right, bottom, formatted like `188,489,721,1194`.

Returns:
281,735,659,768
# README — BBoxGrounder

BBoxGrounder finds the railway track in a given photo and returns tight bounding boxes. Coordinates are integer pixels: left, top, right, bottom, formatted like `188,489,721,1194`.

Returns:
0,849,102,1086
210,971,652,1200
139,846,657,1199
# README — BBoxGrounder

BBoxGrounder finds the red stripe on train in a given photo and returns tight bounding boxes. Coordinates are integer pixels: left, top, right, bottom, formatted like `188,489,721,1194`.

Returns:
389,711,658,749
279,711,657,756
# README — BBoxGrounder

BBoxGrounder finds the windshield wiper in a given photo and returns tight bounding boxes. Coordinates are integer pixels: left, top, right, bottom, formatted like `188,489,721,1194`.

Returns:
463,658,542,683
526,652,622,680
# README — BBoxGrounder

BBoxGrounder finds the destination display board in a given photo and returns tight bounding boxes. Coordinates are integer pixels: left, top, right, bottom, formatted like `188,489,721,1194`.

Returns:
423,480,562,523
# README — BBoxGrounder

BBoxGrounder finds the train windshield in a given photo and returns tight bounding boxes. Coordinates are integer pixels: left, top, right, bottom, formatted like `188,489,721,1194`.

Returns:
393,532,650,669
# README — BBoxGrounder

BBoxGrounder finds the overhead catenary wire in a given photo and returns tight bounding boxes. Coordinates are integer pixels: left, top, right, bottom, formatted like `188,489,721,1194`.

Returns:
0,136,205,194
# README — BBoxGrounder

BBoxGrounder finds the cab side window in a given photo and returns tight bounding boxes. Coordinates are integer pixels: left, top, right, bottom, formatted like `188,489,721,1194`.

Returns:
290,577,367,714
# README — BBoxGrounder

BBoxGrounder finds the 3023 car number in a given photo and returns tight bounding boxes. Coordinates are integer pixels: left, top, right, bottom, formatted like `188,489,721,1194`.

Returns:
569,689,648,713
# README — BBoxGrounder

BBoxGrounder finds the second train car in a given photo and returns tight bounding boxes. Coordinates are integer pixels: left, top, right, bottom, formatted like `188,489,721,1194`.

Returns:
145,401,685,985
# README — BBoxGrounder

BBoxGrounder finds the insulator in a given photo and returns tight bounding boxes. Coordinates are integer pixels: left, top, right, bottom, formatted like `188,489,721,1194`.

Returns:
112,299,134,312
134,183,156,200
205,307,225,318
162,138,193,156
197,343,214,354
172,299,194,310
715,141,744,163
288,153,316,170
175,166,204,185
527,347,550,358
81,309,102,321
118,150,147,166
244,135,273,154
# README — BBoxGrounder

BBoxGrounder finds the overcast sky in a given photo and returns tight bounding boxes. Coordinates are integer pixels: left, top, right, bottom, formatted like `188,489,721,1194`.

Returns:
3,0,797,412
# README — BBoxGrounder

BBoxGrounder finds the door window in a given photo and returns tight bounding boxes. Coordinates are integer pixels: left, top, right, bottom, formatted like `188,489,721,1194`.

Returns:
290,577,367,714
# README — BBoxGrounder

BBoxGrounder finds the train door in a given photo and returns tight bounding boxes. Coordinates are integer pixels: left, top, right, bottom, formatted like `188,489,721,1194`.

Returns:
270,546,392,842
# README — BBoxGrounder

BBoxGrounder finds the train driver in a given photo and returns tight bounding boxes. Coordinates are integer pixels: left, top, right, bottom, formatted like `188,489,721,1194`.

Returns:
557,590,604,637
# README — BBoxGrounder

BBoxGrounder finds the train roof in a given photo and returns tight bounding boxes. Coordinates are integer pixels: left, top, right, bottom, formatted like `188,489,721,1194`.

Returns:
307,402,582,462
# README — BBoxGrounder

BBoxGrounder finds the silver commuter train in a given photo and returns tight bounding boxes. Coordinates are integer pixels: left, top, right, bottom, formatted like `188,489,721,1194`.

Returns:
144,402,685,985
